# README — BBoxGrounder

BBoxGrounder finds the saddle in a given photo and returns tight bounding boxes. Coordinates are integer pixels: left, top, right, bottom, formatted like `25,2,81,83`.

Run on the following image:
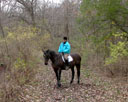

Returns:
62,55,73,63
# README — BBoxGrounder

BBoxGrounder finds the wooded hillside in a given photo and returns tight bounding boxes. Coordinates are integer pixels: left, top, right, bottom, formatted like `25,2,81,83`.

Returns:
0,0,127,101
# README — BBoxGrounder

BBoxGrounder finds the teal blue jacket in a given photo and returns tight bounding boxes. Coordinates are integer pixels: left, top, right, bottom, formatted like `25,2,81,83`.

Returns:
58,42,71,54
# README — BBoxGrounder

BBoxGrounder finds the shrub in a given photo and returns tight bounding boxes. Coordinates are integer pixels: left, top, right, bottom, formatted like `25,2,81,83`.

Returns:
0,25,51,101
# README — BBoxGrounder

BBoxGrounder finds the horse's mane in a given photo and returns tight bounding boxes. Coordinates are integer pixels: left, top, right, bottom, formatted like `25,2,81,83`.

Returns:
47,49,58,56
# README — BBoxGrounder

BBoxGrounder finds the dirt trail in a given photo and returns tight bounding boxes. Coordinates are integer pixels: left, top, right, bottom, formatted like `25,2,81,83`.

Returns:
20,65,128,102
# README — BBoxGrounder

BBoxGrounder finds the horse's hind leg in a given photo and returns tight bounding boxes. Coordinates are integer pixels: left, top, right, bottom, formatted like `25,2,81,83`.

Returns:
76,64,80,84
70,66,75,84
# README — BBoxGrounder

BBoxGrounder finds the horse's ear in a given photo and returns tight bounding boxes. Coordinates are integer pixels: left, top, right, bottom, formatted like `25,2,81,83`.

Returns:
46,49,50,53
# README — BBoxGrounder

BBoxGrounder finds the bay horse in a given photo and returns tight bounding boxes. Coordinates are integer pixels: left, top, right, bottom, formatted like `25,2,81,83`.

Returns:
42,49,81,87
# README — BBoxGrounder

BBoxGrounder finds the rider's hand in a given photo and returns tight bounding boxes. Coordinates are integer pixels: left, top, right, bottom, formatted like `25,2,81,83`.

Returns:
62,52,64,55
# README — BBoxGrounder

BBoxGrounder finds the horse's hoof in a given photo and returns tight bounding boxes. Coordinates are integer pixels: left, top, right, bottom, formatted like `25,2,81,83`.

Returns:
58,84,61,87
70,81,73,84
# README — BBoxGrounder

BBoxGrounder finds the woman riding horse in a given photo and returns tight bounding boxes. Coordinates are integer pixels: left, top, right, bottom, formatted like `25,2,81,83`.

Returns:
43,49,81,87
58,37,71,70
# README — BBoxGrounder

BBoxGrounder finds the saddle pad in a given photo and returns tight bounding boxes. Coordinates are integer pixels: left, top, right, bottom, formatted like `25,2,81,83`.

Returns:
68,55,73,62
62,55,73,62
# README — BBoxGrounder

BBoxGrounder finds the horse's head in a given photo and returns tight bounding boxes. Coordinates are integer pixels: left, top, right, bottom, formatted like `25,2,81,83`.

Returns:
42,49,50,65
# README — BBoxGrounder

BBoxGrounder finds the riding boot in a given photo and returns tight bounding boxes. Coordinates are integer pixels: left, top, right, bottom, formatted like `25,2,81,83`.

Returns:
65,60,70,70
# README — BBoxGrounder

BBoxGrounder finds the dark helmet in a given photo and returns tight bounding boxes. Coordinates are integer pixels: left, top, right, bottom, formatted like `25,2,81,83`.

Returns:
63,37,67,40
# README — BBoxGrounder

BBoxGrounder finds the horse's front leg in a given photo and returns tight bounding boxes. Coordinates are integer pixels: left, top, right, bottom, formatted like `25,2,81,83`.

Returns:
58,68,62,87
70,66,75,84
54,69,61,87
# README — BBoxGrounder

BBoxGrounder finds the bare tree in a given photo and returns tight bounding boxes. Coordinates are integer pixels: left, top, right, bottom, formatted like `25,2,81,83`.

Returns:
0,0,80,38
15,0,38,27
0,0,13,58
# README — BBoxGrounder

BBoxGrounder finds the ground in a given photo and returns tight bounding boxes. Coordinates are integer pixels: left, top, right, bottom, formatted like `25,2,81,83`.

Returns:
19,64,128,102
